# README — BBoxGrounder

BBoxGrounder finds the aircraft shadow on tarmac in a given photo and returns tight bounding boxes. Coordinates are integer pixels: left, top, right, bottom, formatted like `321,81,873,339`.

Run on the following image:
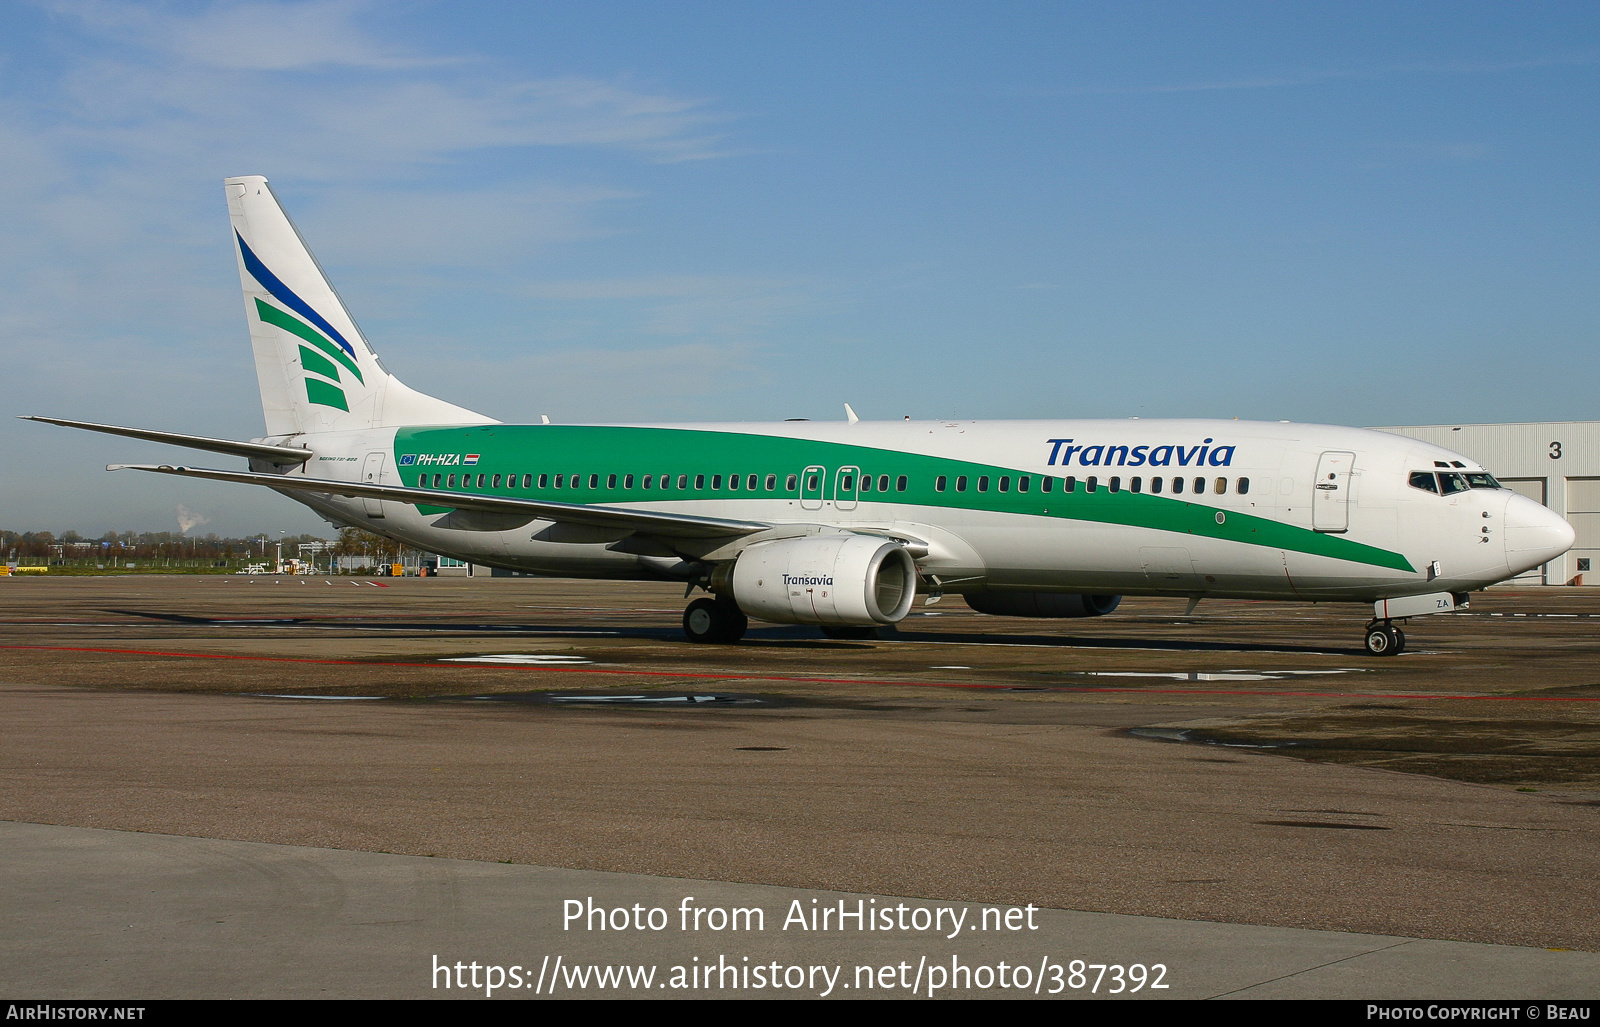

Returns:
100,608,1364,657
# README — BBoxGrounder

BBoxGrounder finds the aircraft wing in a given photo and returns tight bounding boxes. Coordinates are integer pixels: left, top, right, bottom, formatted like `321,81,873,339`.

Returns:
109,463,771,541
23,416,313,464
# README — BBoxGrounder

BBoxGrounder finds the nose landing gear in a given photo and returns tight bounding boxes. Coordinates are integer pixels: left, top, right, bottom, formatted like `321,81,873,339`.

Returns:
683,596,748,644
1363,619,1406,656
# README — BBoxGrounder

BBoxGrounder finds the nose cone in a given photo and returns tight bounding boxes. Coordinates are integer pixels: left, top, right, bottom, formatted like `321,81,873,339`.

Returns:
1504,494,1576,574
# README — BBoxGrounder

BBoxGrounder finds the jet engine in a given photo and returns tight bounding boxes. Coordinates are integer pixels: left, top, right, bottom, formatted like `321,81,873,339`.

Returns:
964,592,1121,618
729,534,918,626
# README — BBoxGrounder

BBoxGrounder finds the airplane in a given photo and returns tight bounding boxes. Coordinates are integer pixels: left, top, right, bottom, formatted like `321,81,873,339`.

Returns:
24,176,1576,656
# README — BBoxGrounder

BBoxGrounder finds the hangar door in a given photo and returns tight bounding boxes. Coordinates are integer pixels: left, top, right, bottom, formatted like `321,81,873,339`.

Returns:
1500,478,1548,584
1566,478,1600,585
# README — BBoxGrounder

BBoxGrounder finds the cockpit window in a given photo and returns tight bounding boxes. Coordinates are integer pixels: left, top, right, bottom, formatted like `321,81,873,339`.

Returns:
1465,472,1503,490
1409,471,1439,494
1437,472,1470,495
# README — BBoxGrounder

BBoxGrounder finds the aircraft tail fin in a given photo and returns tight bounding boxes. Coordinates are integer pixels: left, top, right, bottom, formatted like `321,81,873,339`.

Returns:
225,176,496,437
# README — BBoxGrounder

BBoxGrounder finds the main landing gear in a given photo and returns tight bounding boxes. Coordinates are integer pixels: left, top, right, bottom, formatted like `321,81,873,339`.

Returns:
683,596,748,644
1363,619,1407,657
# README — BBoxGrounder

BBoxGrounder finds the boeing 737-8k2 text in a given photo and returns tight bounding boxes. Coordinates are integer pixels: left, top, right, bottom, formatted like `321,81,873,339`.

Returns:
24,177,1576,655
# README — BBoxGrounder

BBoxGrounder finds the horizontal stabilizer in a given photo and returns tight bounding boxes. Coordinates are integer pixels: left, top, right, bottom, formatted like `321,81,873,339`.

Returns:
23,416,312,463
110,464,770,541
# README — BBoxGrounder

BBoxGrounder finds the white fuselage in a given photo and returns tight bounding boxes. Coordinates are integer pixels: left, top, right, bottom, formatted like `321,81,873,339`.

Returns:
255,417,1573,605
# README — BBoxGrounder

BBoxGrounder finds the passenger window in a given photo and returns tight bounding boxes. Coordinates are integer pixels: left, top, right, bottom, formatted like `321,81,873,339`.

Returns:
694,474,705,489
956,475,968,492
880,475,891,492
998,476,1010,492
607,474,618,489
976,476,988,492
1214,477,1227,495
1172,476,1183,495
1130,477,1142,493
1042,477,1055,493
1109,476,1121,493
767,474,778,491
589,474,599,489
712,475,723,490
1438,472,1470,495
1193,477,1205,494
476,474,486,488
432,474,442,488
785,474,797,491
896,475,907,491
538,474,548,489
491,474,502,488
679,475,689,490
727,474,738,490
748,474,759,490
1062,476,1075,492
641,475,652,489
1151,477,1162,494
623,474,634,489
522,474,533,488
417,475,428,488
447,474,457,488
860,475,872,493
1237,477,1249,495
806,474,818,491
1018,476,1030,493
1086,476,1098,493
935,475,947,492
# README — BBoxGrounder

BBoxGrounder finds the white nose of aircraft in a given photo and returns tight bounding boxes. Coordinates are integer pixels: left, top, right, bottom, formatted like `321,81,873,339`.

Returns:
1503,494,1576,576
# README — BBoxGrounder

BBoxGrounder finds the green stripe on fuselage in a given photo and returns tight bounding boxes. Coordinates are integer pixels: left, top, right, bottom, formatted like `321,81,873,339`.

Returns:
394,425,1415,573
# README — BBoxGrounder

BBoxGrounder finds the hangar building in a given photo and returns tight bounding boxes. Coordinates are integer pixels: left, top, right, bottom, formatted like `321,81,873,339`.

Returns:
1374,421,1599,586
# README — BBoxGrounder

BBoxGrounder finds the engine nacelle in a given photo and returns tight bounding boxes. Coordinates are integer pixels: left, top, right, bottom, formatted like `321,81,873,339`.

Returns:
730,535,917,626
964,592,1122,618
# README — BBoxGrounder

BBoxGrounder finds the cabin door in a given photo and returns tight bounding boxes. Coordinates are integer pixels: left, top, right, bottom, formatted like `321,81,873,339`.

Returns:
1312,451,1354,533
361,451,387,518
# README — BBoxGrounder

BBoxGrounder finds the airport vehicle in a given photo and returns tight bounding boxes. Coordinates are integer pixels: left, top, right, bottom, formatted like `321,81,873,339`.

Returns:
25,177,1576,655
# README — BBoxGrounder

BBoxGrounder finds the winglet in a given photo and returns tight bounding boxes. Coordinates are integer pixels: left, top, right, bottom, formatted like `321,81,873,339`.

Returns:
844,403,859,424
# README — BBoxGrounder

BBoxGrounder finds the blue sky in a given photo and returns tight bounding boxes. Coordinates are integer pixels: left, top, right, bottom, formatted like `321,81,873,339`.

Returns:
3,0,1597,536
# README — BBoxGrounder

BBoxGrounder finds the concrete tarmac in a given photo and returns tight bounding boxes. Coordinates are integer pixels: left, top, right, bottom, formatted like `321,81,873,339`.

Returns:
6,821,1597,1000
2,576,1598,999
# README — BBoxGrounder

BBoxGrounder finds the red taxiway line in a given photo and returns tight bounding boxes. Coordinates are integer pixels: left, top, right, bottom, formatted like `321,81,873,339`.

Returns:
3,645,1599,702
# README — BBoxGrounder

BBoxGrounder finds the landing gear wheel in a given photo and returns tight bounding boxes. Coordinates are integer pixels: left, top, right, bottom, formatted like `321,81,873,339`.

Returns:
820,625,880,640
1364,621,1403,657
682,597,748,644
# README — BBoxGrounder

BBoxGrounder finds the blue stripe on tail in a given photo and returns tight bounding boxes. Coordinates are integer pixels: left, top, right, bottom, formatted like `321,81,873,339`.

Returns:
235,230,357,359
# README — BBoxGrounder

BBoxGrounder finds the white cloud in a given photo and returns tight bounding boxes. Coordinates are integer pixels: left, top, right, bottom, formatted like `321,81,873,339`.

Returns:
46,0,455,71
0,2,754,533
415,340,773,424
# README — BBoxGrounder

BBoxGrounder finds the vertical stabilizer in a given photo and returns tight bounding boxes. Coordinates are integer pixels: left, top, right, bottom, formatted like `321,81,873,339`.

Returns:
225,176,496,437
